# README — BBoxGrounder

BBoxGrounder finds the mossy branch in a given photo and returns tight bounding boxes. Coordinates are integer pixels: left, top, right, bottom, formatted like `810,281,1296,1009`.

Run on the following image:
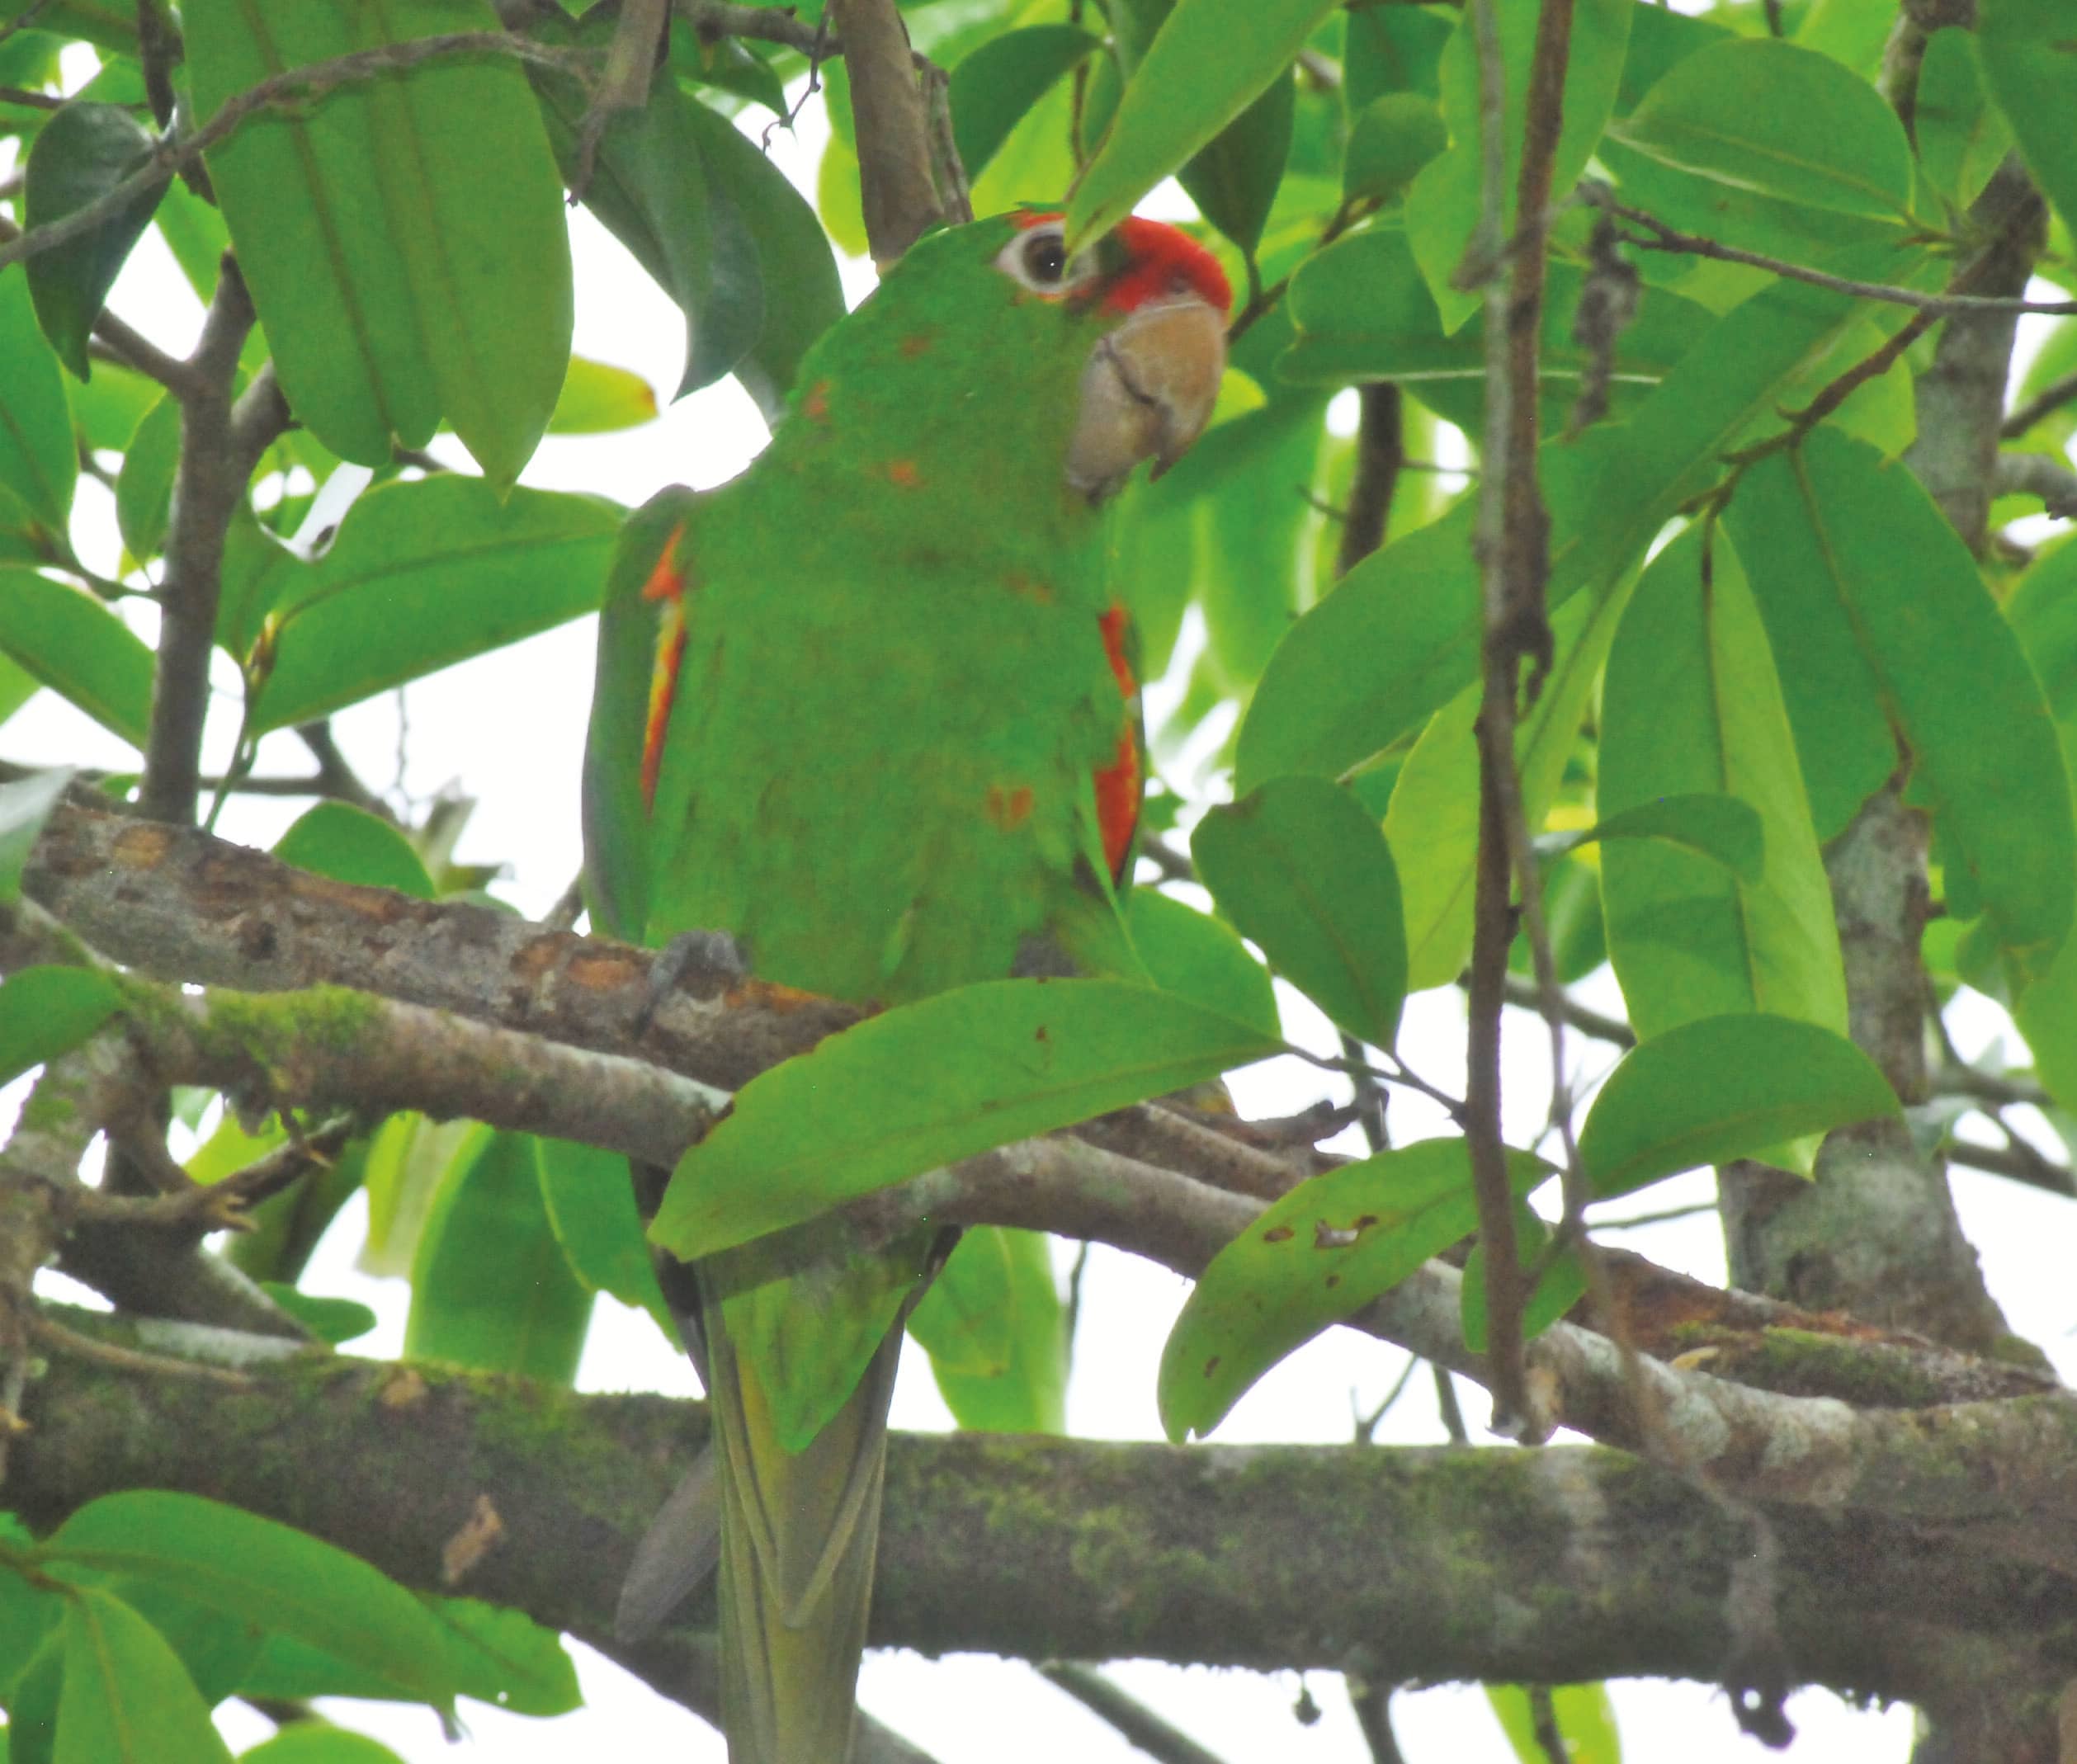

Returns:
9,1325,2073,1722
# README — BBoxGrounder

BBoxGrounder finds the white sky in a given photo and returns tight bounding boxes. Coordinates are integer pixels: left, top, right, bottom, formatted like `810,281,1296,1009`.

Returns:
11,21,2077,1764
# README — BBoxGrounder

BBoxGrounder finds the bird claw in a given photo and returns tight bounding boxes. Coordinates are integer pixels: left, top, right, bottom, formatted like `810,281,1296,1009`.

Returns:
633,927,751,1036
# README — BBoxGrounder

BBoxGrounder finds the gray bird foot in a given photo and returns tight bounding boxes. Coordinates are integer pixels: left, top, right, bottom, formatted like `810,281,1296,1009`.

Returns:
633,927,751,1036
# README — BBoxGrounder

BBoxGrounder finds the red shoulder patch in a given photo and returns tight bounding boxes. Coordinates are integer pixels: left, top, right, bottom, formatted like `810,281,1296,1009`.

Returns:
1094,602,1142,884
640,522,690,809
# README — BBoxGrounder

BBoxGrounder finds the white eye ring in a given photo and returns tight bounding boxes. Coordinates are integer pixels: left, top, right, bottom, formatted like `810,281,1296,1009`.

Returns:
994,222,1093,295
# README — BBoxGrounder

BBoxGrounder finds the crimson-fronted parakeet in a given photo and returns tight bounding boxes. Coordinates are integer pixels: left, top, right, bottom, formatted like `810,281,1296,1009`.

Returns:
583,209,1230,1762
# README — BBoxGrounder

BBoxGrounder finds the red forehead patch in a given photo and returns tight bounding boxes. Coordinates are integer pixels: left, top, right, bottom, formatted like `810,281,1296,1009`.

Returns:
1014,210,1232,317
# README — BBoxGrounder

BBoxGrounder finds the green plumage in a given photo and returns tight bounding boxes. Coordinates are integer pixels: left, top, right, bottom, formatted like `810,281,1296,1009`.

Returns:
584,214,1154,1762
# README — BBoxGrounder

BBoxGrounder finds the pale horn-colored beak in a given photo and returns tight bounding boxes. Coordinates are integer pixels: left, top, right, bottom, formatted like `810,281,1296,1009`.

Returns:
1064,296,1227,502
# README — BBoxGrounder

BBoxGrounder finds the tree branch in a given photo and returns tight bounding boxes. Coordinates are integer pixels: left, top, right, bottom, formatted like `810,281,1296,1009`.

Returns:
10,1333,2074,1721
832,0,944,265
16,806,2071,1533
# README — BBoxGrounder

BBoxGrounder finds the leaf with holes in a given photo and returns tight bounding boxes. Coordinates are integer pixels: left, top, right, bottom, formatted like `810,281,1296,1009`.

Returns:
1159,1138,1552,1441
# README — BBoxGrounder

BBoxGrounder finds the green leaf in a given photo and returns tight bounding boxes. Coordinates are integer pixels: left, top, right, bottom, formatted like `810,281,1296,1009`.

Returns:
1489,1683,1621,1764
1566,793,1763,884
1237,252,1930,792
1979,0,2077,241
1126,886,1280,1039
950,25,1102,181
1277,226,1711,432
1192,398,1328,696
695,90,846,422
1460,1203,1585,1351
1175,66,1293,259
2009,542,2077,1114
359,1112,479,1279
22,101,168,381
0,1554,64,1709
0,571,153,748
1405,0,1632,329
531,40,763,403
1384,566,1636,993
0,967,123,1085
249,478,619,733
0,765,72,902
651,979,1281,1260
1193,776,1406,1049
1725,429,2075,982
0,651,38,731
1576,1013,1898,1200
0,269,78,533
1613,2,1730,114
87,1578,259,1708
427,1597,581,1717
1915,28,2013,213
273,803,435,900
548,356,659,435
235,1728,405,1764
234,1592,574,1714
186,0,573,483
406,1131,593,1384
255,1286,377,1347
1599,524,1847,1046
673,28,787,118
42,1492,457,1708
536,1134,674,1334
1065,0,1341,250
1157,1138,1551,1441
149,177,233,304
215,507,307,662
909,1225,1068,1434
57,1587,231,1764
114,394,180,564
1602,39,1914,266
1343,3,1451,111
1342,92,1447,203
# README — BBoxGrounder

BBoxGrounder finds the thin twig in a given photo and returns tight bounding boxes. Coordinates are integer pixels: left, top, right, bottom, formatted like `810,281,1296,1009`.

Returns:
1527,1686,1567,1764
1947,1138,2075,1199
1432,1363,1469,1445
1600,194,2077,317
2003,369,2077,439
0,0,57,52
1352,1351,1421,1444
1348,1678,1408,1764
1494,973,1635,1048
28,1310,255,1388
1036,1663,1233,1764
677,0,835,58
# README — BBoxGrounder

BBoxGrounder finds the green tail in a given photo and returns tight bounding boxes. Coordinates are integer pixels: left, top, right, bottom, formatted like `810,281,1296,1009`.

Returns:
707,1310,903,1763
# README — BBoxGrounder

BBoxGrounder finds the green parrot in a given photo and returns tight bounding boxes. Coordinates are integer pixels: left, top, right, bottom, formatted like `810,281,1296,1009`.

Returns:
583,208,1230,1762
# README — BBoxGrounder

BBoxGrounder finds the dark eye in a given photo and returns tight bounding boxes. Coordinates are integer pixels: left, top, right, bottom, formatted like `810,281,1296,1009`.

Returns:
1023,232,1068,283
994,223,1091,295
